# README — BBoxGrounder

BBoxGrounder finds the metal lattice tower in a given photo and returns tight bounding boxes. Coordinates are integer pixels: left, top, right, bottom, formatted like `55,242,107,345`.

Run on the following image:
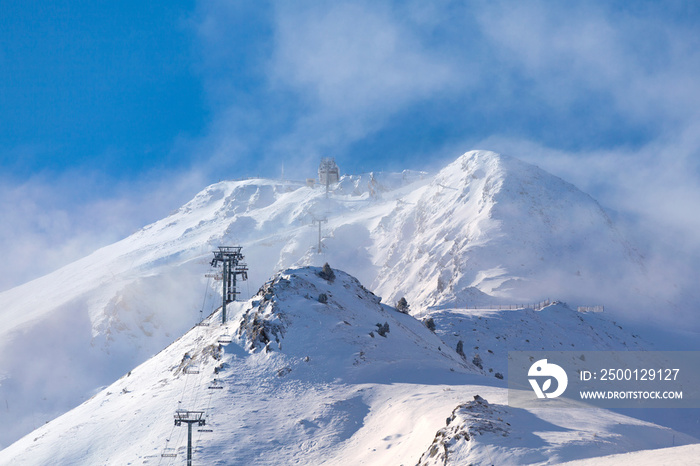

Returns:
174,410,206,466
210,246,248,324
311,217,327,254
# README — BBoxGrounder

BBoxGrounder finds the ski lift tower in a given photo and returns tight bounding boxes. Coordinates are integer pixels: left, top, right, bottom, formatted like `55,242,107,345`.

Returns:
318,157,339,198
174,410,206,466
311,216,328,254
210,246,248,324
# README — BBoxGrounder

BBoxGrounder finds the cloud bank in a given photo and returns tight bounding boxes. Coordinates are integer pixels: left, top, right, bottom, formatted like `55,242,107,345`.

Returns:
0,168,206,291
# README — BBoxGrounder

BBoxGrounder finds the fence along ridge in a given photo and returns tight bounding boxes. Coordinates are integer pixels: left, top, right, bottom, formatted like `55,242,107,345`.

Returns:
576,305,604,313
465,300,604,313
466,299,552,311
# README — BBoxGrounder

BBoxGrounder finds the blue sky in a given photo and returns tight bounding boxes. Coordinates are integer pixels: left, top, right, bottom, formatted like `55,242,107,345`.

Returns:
2,0,700,293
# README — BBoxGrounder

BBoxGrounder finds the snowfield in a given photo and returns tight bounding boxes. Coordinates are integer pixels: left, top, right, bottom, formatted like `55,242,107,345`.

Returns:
0,150,697,463
0,267,695,465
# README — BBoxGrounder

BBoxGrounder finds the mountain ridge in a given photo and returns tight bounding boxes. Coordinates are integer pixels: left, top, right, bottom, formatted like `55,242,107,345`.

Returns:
1,265,694,465
0,150,654,447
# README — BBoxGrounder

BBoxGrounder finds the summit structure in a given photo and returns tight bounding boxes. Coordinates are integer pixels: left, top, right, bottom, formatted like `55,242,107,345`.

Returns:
318,157,340,186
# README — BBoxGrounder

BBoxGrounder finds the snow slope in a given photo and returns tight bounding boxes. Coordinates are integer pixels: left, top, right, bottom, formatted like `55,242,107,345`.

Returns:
419,303,648,379
1,267,694,465
416,393,695,465
0,150,653,447
560,444,700,465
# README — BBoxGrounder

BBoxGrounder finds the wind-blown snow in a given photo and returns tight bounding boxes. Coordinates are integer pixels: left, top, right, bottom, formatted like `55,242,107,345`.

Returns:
371,151,643,309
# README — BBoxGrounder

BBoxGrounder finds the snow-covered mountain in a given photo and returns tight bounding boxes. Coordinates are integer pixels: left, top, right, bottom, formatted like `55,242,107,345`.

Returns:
0,150,654,448
1,266,694,465
372,152,643,308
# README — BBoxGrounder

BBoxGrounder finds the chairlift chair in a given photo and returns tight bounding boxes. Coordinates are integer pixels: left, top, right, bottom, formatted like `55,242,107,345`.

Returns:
217,335,232,344
184,365,200,375
208,378,224,389
160,448,178,458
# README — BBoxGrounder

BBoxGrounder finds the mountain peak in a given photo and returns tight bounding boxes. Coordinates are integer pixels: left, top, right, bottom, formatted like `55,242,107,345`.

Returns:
0,149,647,448
371,150,642,309
234,265,469,383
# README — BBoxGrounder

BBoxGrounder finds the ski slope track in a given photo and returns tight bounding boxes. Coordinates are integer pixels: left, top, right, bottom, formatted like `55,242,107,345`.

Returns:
0,150,696,462
1,267,696,465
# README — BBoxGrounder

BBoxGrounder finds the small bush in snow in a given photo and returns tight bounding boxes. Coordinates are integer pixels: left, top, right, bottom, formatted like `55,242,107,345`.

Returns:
376,322,390,337
319,263,335,281
456,340,466,359
318,293,328,304
472,354,483,370
423,317,436,332
396,297,410,314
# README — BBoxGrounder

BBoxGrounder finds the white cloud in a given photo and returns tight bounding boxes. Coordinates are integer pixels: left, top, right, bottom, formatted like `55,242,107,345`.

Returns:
270,2,456,114
189,0,468,172
0,168,206,292
477,1,700,127
264,1,465,164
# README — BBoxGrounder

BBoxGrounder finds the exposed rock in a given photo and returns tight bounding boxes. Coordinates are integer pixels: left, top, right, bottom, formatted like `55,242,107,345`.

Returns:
417,395,509,466
318,262,336,282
